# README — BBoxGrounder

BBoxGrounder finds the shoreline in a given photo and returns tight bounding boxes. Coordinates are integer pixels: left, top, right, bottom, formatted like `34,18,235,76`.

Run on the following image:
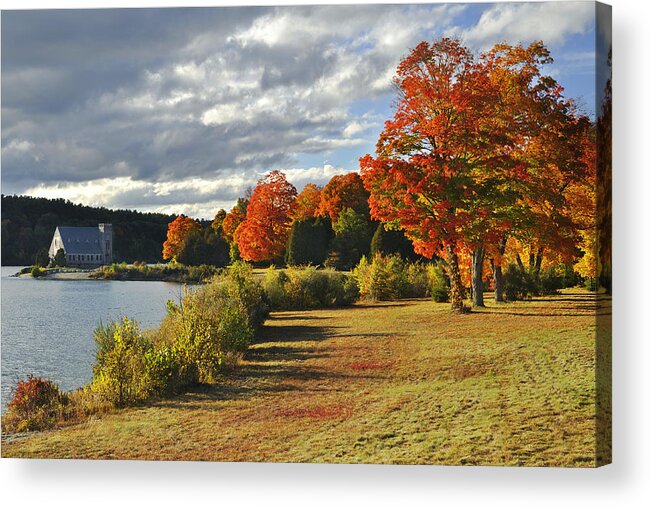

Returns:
12,266,214,283
15,269,98,280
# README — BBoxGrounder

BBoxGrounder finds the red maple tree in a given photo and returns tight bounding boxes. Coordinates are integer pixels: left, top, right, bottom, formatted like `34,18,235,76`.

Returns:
317,172,369,222
162,215,202,261
292,183,322,220
235,170,297,262
360,38,591,310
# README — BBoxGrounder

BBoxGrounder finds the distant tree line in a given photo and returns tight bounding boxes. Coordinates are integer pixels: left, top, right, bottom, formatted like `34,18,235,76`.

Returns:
1,195,189,265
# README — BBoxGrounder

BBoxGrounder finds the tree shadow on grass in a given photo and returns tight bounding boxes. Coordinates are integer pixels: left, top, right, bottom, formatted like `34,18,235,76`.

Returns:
246,345,333,363
254,324,343,344
155,315,384,411
266,314,332,321
157,361,381,411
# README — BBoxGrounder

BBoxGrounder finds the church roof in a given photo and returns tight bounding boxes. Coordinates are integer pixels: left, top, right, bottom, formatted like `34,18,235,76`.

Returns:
57,226,104,255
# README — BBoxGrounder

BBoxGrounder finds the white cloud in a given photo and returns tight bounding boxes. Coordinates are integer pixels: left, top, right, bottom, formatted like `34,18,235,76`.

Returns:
3,4,598,215
22,164,353,219
461,2,594,49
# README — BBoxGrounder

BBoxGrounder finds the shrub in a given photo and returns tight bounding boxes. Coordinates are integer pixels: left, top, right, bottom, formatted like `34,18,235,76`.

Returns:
262,266,290,309
218,300,254,358
226,261,269,330
262,266,358,310
92,263,222,283
91,317,154,407
504,263,580,301
181,264,222,283
34,248,50,268
152,267,265,384
405,263,430,298
53,248,67,267
63,386,113,421
353,255,449,302
143,344,183,396
584,277,598,291
31,266,46,278
353,254,408,301
3,375,67,432
428,262,450,302
539,266,565,295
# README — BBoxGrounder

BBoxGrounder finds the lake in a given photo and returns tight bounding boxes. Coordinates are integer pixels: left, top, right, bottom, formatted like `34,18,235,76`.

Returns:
1,266,186,409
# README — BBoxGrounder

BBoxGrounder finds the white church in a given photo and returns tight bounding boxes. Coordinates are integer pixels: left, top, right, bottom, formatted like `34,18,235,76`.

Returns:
48,223,113,267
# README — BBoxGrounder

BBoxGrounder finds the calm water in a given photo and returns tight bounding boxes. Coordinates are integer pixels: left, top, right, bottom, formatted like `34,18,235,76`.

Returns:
1,266,186,409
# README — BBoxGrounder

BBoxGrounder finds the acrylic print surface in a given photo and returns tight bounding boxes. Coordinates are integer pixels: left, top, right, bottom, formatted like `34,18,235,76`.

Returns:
1,2,611,466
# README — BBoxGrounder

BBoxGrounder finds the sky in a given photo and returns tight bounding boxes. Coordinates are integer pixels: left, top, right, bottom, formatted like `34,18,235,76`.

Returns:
1,1,606,219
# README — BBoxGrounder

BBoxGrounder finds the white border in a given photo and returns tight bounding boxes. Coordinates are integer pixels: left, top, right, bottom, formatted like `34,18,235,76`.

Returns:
1,0,650,505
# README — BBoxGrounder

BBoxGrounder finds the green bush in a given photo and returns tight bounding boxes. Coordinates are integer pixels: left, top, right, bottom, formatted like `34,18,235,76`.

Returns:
34,248,50,268
428,262,450,302
92,263,222,283
91,317,154,407
3,375,68,432
353,254,408,301
151,266,264,384
218,300,254,356
226,261,269,330
53,247,67,267
353,255,449,302
31,266,46,278
584,277,598,291
262,266,358,310
405,263,430,297
143,344,183,396
504,264,533,301
504,263,580,301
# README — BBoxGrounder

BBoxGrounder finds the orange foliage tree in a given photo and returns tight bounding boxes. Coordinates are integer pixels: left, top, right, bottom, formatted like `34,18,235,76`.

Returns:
222,207,246,243
317,172,369,222
292,183,322,220
360,39,510,311
235,170,297,262
360,38,591,310
162,215,202,261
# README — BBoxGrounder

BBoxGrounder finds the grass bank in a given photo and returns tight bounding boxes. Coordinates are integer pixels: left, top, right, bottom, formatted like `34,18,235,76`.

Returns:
2,289,610,466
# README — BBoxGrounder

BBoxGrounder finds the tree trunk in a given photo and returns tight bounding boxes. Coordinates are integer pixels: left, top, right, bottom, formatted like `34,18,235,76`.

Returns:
516,254,525,273
535,247,544,273
491,259,504,303
445,243,466,313
492,236,507,303
471,245,485,307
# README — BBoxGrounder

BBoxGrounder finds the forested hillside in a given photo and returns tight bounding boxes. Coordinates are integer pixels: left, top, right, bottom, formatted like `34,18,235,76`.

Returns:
1,195,180,265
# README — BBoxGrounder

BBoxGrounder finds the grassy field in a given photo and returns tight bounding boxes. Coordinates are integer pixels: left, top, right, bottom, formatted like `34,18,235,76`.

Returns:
2,289,610,466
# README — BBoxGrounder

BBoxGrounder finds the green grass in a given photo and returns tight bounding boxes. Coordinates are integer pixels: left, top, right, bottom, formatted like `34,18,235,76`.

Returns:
1,289,610,466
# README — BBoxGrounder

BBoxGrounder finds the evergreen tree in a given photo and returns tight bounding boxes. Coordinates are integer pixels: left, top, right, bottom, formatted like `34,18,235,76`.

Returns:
53,248,67,267
370,224,418,260
326,208,372,270
285,217,332,266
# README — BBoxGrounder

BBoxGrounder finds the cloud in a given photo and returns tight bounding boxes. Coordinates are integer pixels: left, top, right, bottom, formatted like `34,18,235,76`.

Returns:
1,5,464,195
22,165,351,219
1,3,598,216
459,2,594,49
